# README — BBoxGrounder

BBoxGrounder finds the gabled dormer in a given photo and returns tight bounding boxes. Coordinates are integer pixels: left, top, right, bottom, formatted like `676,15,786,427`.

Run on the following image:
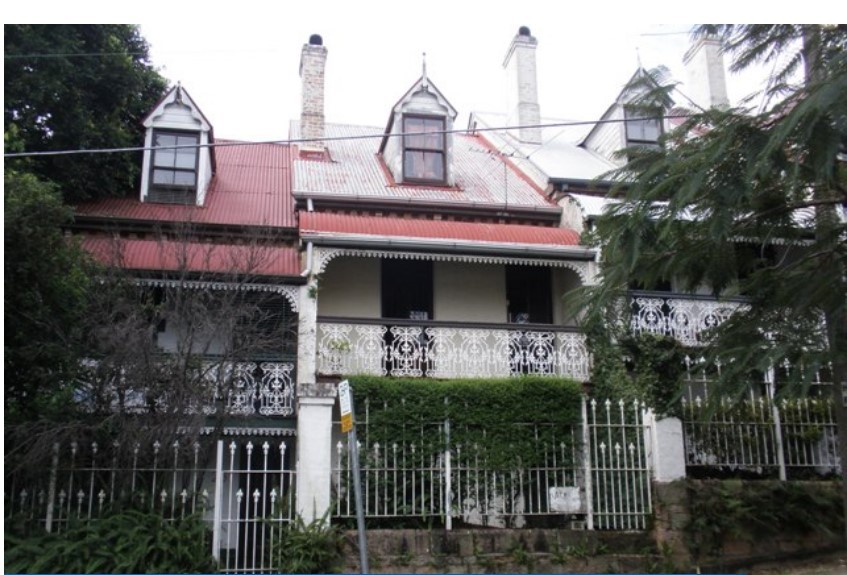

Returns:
582,68,668,167
140,85,215,205
379,66,458,187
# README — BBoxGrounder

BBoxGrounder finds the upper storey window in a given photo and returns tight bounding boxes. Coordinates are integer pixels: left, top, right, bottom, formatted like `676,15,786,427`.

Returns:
149,130,199,203
403,115,445,183
624,107,662,145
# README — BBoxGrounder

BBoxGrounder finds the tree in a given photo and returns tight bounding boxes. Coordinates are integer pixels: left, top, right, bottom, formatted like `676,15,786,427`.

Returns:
581,24,847,539
4,168,93,423
5,224,299,476
4,25,167,201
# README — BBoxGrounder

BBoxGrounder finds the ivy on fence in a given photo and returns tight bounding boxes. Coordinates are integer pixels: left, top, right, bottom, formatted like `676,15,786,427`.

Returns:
348,376,583,470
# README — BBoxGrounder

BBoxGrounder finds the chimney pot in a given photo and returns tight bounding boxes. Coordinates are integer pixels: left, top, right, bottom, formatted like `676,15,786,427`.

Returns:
504,27,542,145
300,37,328,153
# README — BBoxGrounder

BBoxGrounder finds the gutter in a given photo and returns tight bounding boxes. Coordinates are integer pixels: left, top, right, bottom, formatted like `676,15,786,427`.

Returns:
292,191,562,221
300,233,596,260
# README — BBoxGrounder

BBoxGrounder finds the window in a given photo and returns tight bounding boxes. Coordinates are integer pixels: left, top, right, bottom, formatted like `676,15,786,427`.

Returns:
624,107,662,145
506,266,552,324
403,115,445,184
149,130,199,203
381,259,433,319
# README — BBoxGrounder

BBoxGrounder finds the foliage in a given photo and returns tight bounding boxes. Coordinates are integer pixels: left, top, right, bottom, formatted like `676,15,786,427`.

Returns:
269,514,344,574
4,24,168,201
347,375,583,469
4,169,93,422
586,322,687,417
4,509,216,573
580,24,847,401
685,479,843,559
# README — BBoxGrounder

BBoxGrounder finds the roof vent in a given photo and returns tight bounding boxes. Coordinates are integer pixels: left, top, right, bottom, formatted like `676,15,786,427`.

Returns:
309,34,323,46
518,26,531,36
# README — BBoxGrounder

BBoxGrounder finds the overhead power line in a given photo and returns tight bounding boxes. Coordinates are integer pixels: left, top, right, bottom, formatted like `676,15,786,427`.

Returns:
4,51,153,59
3,114,692,159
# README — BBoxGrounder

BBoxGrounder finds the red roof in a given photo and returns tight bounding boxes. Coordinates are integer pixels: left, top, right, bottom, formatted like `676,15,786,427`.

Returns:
299,212,580,247
75,141,295,228
82,237,301,278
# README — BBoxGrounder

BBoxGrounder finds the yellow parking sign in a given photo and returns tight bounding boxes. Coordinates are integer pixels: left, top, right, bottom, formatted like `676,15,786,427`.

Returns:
338,380,353,433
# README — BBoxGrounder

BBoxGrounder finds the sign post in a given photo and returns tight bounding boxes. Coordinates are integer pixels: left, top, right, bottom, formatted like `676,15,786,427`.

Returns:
338,380,369,574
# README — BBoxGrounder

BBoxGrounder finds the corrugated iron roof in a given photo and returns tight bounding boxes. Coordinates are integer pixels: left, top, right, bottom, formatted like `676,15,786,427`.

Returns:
470,112,618,184
82,236,301,277
75,141,295,228
300,212,580,247
292,122,552,207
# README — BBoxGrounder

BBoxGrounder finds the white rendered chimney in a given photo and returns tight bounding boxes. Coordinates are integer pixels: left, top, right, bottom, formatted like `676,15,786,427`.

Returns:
683,35,730,110
503,26,542,145
300,34,327,152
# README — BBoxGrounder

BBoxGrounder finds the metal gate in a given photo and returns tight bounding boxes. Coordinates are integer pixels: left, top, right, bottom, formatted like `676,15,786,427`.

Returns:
584,397,652,530
212,438,296,574
332,396,653,530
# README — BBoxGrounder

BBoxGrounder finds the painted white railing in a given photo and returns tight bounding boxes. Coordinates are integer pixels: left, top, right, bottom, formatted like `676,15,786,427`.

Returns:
331,397,653,531
682,395,840,478
317,321,591,382
629,291,748,346
77,360,296,418
5,437,296,574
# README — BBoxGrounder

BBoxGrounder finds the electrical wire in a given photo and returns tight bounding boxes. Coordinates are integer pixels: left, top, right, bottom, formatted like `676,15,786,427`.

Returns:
4,114,693,159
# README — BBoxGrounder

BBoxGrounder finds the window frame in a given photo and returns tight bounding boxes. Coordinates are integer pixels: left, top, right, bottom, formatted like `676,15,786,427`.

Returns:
148,129,200,203
624,106,663,145
402,114,447,185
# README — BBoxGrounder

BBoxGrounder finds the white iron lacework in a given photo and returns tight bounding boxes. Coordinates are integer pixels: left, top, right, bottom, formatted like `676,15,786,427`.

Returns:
630,295,747,346
317,322,590,381
257,362,295,416
312,247,593,283
133,278,300,313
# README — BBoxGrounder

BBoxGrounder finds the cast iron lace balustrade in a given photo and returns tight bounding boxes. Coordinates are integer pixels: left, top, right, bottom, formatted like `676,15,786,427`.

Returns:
77,359,296,417
317,320,590,381
629,291,748,346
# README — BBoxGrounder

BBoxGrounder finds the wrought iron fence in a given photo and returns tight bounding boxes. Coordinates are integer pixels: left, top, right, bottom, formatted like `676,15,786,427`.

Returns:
332,396,652,531
317,320,591,381
680,359,840,479
682,395,839,478
5,436,296,574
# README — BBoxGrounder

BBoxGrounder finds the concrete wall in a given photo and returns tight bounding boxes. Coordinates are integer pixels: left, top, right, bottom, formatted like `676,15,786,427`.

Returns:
318,257,587,327
552,267,583,326
319,257,381,318
433,262,507,322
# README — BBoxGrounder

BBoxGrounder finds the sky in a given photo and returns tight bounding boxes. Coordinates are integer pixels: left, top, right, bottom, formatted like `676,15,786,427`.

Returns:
7,2,833,143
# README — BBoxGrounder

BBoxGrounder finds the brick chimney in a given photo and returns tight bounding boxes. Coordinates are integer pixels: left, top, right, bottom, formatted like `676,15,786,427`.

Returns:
503,26,542,145
300,34,327,152
683,35,729,110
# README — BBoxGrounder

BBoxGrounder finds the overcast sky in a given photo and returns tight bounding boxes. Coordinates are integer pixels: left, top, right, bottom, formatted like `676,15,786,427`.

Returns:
9,2,833,142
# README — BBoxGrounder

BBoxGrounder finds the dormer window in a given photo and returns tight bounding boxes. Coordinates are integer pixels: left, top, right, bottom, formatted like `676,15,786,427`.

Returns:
148,130,199,204
625,107,662,145
140,85,214,206
403,115,445,183
379,70,457,188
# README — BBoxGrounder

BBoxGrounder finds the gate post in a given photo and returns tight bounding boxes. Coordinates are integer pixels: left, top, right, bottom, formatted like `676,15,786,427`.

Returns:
295,278,337,523
45,443,59,533
581,396,594,530
766,367,788,480
644,411,686,483
444,417,452,531
212,439,223,562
